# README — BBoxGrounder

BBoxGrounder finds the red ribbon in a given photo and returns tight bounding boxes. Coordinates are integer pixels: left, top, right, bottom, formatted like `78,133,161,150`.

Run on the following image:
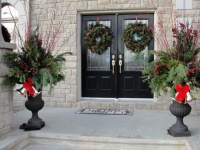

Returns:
175,84,190,103
23,78,35,96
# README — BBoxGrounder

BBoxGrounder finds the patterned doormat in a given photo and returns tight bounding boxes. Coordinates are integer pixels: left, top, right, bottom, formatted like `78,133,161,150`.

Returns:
76,108,133,116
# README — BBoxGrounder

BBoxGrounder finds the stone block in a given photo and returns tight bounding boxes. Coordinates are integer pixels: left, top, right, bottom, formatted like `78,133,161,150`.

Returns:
54,92,65,98
109,102,120,109
66,94,76,102
159,0,173,7
141,0,159,8
98,0,110,5
123,3,141,8
3,98,10,106
13,101,25,107
71,85,77,94
65,56,77,62
88,1,98,7
3,106,9,113
0,121,3,128
54,89,68,94
72,69,77,76
71,1,88,10
0,64,8,77
70,47,77,53
65,89,71,94
80,102,89,108
88,3,105,10
55,83,67,90
57,102,72,107
42,91,53,97
0,125,11,136
100,102,109,109
111,0,129,4
89,102,99,108
76,102,81,108
71,102,77,108
45,102,57,107
55,98,66,102
67,62,77,68
0,85,13,94
120,103,130,109
0,107,3,114
65,76,77,84
157,7,173,14
0,92,10,99
105,4,123,9
3,112,13,126
43,96,55,102
65,69,72,76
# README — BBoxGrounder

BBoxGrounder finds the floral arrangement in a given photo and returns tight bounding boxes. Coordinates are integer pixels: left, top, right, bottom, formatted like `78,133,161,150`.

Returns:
84,22,114,55
142,22,200,103
122,22,153,53
3,27,70,97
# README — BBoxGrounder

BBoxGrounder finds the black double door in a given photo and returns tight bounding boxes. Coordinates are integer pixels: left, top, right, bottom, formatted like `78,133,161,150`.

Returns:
81,14,153,98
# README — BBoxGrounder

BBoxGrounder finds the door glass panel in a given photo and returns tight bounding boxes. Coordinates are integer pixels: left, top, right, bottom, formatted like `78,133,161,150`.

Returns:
124,20,149,71
87,21,111,71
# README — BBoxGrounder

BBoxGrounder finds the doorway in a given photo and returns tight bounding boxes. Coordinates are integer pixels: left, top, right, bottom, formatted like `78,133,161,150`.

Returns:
81,14,154,98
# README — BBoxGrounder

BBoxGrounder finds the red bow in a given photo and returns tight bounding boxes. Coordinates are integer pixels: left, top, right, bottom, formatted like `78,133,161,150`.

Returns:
23,78,35,96
175,84,190,103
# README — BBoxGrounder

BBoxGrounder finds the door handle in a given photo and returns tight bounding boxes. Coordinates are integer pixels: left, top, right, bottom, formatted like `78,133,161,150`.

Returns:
119,55,122,73
119,60,122,73
112,60,115,74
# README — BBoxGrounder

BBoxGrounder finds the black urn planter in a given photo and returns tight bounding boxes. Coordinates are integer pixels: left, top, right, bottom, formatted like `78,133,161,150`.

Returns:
168,100,191,137
20,93,45,131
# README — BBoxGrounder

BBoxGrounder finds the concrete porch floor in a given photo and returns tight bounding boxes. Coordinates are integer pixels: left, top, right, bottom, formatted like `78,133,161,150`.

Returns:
1,107,200,149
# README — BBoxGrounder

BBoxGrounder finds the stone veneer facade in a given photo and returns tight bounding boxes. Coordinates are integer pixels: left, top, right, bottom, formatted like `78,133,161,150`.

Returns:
10,0,200,115
0,46,15,136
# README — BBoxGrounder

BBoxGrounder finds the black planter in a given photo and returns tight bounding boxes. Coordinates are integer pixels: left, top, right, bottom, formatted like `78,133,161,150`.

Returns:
20,93,45,131
168,100,191,137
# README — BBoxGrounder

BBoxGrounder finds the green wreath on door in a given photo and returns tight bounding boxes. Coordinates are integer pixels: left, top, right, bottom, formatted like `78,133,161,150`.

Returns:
84,22,114,55
122,22,153,53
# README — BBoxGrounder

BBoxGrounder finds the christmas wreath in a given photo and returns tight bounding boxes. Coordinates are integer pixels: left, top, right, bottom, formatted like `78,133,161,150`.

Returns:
122,22,153,53
84,22,114,55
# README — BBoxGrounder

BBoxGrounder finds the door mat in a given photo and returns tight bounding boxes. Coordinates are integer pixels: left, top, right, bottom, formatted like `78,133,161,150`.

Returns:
76,108,133,116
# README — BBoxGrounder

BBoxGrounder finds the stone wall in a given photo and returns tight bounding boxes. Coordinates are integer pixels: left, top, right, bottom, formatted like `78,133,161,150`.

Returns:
0,47,14,136
13,0,200,115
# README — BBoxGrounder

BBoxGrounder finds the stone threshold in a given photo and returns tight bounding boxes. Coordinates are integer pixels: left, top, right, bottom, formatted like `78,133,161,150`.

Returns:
0,131,191,150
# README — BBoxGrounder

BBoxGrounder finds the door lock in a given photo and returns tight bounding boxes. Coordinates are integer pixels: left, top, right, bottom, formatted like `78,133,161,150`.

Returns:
112,55,115,59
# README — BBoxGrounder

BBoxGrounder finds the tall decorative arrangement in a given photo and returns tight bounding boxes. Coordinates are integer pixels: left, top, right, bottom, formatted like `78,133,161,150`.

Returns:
142,22,200,136
3,28,68,93
3,27,70,130
2,1,73,130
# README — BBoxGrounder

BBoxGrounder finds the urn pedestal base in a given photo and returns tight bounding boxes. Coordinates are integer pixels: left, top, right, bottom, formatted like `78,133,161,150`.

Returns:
20,93,45,131
168,100,191,137
168,117,191,137
20,120,45,131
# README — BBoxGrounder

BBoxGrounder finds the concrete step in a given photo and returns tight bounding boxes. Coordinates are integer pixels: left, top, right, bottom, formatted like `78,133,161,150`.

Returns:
22,145,65,150
3,132,190,150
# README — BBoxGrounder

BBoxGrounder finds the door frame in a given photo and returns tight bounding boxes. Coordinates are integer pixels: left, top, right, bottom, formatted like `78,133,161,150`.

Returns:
77,10,156,102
